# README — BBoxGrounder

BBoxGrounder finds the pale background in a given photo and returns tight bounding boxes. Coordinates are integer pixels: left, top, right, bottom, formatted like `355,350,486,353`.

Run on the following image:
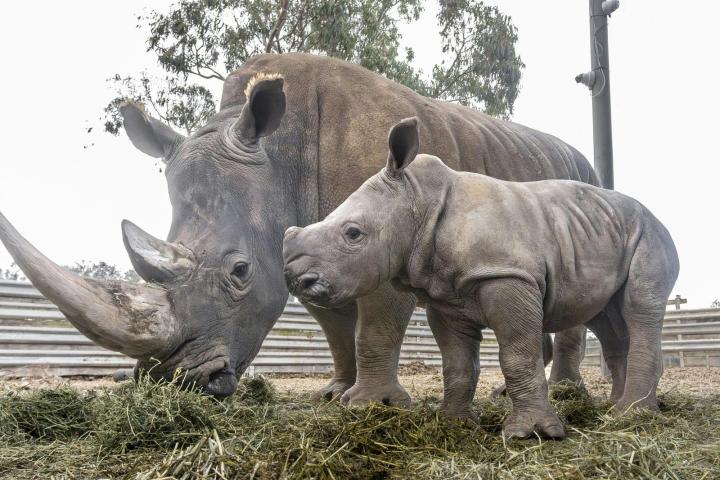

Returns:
0,1,717,307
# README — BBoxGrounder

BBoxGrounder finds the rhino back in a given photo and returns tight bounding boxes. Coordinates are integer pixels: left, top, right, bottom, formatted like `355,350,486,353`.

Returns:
220,53,598,220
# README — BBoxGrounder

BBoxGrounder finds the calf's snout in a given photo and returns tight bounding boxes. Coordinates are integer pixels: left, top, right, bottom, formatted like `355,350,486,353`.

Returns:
284,265,330,302
283,225,333,304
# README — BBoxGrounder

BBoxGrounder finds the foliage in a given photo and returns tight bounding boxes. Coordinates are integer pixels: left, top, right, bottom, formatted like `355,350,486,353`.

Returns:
712,299,720,308
0,261,140,283
66,260,141,283
1,378,719,479
0,263,24,282
103,0,524,135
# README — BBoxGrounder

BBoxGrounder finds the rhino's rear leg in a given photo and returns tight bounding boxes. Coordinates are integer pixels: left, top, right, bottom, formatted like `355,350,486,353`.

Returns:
585,304,629,403
341,282,414,407
615,231,678,413
304,301,358,401
427,307,481,420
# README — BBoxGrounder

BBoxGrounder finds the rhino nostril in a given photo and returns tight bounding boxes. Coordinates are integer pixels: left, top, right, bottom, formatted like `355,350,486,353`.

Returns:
205,369,238,398
299,272,319,291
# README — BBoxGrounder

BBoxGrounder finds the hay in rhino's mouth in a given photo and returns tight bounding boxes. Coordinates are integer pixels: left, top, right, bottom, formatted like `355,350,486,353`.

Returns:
137,337,231,388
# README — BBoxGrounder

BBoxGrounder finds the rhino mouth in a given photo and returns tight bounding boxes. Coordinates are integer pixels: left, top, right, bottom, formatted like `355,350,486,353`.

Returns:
288,273,337,306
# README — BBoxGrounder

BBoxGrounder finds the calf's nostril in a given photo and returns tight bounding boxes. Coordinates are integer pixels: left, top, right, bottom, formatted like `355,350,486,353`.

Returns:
299,272,319,290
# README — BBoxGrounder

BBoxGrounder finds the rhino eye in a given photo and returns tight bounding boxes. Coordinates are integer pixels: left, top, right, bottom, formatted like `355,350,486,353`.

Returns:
232,262,249,279
344,226,365,243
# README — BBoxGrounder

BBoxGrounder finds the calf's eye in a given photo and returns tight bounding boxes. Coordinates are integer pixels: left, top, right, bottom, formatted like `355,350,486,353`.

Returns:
345,226,364,242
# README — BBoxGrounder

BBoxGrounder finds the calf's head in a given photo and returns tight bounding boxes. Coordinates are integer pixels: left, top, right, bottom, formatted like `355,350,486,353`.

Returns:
283,117,421,308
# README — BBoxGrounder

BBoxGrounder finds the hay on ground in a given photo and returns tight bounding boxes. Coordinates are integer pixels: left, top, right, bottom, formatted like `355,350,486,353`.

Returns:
0,371,718,479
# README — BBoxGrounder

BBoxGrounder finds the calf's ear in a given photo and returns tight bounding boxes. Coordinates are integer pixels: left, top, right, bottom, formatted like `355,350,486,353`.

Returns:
386,117,420,177
234,74,286,145
120,102,185,161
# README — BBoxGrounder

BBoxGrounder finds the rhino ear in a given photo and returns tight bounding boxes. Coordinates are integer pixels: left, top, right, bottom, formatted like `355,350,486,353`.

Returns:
386,117,420,177
234,75,286,145
121,220,195,283
120,102,185,161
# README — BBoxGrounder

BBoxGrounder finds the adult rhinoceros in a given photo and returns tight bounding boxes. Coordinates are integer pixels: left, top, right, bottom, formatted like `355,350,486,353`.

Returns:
0,53,596,400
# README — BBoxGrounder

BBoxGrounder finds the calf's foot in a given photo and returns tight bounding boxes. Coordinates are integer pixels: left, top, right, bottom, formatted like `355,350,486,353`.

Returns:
311,377,354,401
341,380,411,407
443,408,480,426
503,408,566,439
612,395,659,416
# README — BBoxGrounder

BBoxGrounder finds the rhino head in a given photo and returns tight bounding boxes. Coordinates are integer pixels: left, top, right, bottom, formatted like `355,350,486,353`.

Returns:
283,117,424,308
0,74,295,397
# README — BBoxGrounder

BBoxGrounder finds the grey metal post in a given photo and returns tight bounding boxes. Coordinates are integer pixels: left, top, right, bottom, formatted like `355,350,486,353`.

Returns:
576,0,619,190
576,0,620,378
590,0,613,189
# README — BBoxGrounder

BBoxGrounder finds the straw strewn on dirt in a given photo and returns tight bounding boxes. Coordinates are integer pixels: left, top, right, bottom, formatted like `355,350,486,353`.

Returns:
0,367,718,479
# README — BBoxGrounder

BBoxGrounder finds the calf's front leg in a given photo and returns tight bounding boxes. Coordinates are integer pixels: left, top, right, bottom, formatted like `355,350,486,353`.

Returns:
304,301,358,401
341,282,414,407
427,307,481,420
480,278,565,439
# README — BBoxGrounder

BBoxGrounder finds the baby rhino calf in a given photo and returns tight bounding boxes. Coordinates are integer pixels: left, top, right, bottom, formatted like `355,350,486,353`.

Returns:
283,118,679,439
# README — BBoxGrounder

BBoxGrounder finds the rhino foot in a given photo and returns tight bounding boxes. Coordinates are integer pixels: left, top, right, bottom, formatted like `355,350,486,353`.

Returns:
311,377,355,402
340,381,411,408
491,383,508,398
443,409,480,427
612,396,659,416
503,409,566,440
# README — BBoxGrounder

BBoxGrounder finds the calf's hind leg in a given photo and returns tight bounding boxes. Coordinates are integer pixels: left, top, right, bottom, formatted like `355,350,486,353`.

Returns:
616,234,678,413
585,304,629,403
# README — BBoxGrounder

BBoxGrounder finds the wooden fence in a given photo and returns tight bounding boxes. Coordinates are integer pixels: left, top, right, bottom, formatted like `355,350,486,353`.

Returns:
0,280,718,377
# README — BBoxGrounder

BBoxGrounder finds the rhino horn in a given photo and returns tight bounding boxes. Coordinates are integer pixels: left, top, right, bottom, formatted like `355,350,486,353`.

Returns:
121,220,194,284
0,211,181,359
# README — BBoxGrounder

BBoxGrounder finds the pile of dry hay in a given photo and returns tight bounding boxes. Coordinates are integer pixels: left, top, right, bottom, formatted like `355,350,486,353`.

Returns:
0,374,718,479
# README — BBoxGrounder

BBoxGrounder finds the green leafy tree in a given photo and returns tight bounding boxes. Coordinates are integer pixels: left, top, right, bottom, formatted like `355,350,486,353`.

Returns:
0,263,25,281
104,0,523,135
67,260,141,283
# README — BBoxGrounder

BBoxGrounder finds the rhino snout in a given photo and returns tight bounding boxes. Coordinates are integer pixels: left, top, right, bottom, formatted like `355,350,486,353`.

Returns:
284,226,302,239
204,369,239,398
284,267,331,302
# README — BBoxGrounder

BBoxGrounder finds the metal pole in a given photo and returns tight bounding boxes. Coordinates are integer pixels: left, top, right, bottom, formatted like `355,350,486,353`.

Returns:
590,0,614,189
577,1,619,378
577,0,618,190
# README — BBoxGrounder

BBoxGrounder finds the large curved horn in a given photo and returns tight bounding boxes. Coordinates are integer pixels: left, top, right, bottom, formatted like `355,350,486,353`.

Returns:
0,211,180,359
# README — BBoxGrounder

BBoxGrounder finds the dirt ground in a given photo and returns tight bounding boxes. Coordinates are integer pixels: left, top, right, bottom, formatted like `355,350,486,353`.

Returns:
3,366,719,399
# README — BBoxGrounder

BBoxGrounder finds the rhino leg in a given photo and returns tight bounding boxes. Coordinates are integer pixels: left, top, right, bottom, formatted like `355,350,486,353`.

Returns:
427,307,481,420
481,278,565,440
586,306,629,403
491,333,554,398
614,235,673,414
304,301,358,401
341,282,413,407
548,326,586,387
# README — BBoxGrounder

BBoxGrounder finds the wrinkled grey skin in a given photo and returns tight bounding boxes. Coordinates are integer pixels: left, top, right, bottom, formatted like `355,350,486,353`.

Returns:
0,53,594,399
284,118,679,439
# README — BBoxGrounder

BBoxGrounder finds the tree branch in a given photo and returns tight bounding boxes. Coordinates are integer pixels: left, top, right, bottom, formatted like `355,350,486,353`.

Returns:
265,0,290,53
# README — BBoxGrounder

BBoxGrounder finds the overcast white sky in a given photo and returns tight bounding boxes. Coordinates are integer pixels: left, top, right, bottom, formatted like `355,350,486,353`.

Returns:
1,1,718,308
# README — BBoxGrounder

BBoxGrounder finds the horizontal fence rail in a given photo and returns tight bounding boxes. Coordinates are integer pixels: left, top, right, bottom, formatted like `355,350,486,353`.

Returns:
0,280,718,377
